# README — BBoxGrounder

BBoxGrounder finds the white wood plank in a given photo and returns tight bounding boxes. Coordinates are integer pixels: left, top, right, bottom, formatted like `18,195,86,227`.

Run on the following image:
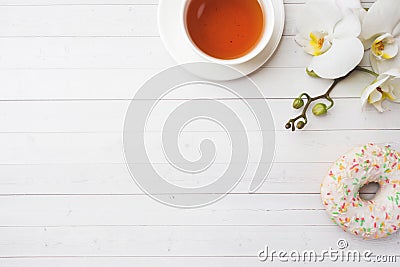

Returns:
0,226,397,256
0,0,376,5
0,67,375,100
0,4,371,37
0,0,159,4
0,162,328,194
0,161,380,195
0,36,371,69
0,97,396,134
0,5,159,37
0,130,398,165
0,257,384,267
0,0,391,263
0,37,176,69
284,0,375,3
0,194,328,226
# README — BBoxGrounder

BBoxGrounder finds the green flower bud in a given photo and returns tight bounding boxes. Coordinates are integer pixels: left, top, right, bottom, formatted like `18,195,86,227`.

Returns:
285,123,292,129
312,103,328,116
292,98,304,109
296,121,306,129
306,68,320,78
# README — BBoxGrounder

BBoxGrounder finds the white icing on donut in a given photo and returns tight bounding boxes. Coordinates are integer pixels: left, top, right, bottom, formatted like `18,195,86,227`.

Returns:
321,143,400,239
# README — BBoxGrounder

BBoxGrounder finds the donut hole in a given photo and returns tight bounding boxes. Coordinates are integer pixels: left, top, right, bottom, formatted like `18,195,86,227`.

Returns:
359,182,381,201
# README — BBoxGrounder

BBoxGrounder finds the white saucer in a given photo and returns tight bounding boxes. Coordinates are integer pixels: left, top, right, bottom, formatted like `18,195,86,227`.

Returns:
158,0,285,80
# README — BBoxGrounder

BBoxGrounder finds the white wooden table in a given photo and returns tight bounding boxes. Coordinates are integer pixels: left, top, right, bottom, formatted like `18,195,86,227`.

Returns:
1,0,399,266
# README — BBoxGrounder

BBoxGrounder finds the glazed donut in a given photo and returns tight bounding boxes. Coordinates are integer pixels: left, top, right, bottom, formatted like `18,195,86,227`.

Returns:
321,143,400,239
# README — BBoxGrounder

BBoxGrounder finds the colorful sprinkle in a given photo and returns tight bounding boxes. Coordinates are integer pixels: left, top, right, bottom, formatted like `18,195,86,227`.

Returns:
321,144,400,240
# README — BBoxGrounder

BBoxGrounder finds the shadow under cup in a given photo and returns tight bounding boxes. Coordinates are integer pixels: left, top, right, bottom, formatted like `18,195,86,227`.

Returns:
183,0,275,65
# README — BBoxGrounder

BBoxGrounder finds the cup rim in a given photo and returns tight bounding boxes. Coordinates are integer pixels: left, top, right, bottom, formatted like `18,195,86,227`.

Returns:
182,0,275,65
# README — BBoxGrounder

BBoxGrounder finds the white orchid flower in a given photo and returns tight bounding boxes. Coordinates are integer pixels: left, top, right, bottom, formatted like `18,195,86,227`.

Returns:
295,0,364,79
361,0,400,74
361,68,400,112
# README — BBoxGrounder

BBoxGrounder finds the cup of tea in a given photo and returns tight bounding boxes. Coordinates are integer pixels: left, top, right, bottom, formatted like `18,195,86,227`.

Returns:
183,0,275,65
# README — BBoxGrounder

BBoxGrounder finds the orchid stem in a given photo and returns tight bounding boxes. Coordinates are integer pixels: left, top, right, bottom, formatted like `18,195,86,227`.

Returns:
355,66,379,77
286,66,379,131
285,75,347,132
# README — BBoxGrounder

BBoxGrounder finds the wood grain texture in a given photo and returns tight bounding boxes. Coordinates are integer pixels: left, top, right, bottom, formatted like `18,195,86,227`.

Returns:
0,4,373,37
0,226,398,257
0,0,377,5
0,194,329,226
0,36,372,69
0,162,328,194
0,66,375,100
0,130,398,164
0,98,396,134
1,0,399,266
0,258,389,267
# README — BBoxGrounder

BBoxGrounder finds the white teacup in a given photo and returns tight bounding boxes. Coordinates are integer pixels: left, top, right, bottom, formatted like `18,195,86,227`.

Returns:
182,0,275,65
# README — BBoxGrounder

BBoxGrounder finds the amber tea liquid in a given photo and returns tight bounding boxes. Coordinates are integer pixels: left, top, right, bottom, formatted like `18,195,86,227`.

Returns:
186,0,265,60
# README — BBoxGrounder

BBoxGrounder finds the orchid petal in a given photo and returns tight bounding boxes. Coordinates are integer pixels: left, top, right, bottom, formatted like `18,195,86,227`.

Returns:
369,89,386,112
394,22,400,37
334,0,363,20
361,37,374,50
393,95,400,103
371,33,398,60
386,76,400,102
369,89,383,103
295,35,310,47
381,42,399,59
360,68,400,111
356,7,367,23
381,86,397,101
362,0,400,40
370,42,400,73
382,67,400,78
372,100,385,112
303,44,316,55
296,32,332,56
308,38,364,79
391,79,400,102
360,75,390,106
297,0,342,36
320,37,332,54
334,12,362,38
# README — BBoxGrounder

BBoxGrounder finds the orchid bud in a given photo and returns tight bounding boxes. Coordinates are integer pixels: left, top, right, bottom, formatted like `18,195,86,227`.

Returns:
312,103,328,116
296,121,305,129
292,98,304,109
306,68,320,78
